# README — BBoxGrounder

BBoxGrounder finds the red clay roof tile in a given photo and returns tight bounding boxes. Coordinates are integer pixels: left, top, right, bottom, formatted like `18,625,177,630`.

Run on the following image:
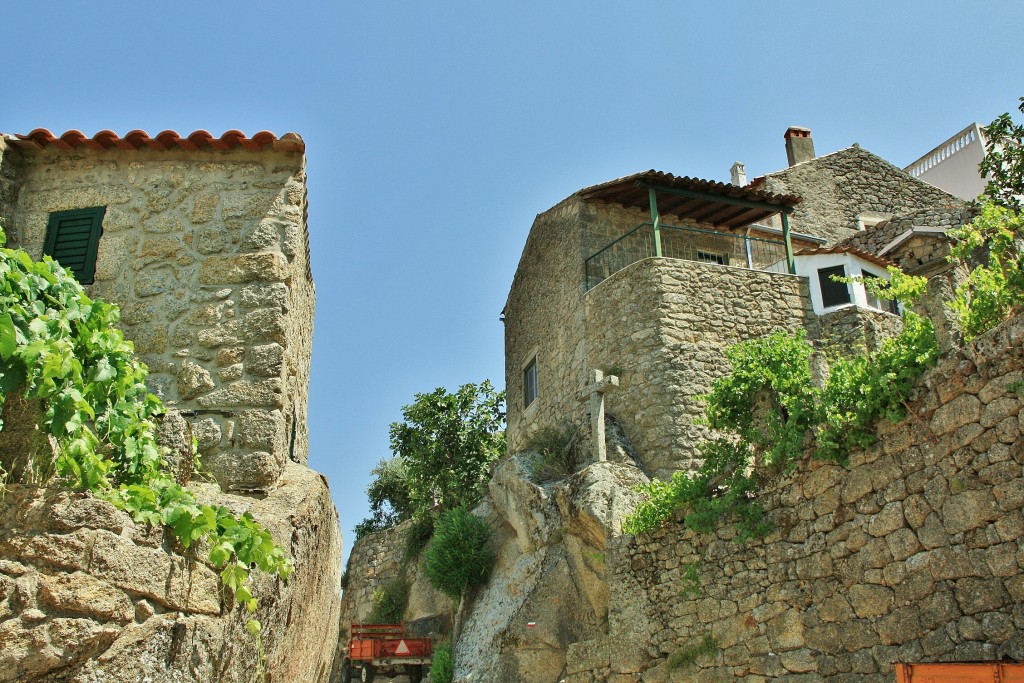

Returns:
8,128,304,153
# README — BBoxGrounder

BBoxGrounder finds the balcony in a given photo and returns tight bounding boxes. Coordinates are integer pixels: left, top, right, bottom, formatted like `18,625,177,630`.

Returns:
585,222,789,290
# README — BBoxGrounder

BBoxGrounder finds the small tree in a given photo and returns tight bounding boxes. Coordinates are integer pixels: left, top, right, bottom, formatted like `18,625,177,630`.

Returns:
389,381,505,514
979,96,1024,210
423,507,495,600
355,456,413,537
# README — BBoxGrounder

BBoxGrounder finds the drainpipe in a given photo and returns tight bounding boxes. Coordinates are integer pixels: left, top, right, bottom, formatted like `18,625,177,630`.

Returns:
781,211,796,274
744,227,754,269
648,188,662,257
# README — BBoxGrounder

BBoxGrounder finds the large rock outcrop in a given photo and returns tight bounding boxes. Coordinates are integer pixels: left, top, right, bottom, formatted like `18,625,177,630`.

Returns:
454,452,649,683
0,462,341,683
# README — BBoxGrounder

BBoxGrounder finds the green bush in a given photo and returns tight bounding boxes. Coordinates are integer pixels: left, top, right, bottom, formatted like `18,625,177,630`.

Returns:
368,575,410,624
403,514,435,561
423,507,494,600
430,641,454,683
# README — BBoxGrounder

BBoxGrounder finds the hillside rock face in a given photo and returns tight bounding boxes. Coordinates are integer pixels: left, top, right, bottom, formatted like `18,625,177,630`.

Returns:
0,462,341,683
454,455,649,683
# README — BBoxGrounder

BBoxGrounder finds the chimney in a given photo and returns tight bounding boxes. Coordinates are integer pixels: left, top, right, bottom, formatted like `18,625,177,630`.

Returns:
785,126,815,167
730,161,747,186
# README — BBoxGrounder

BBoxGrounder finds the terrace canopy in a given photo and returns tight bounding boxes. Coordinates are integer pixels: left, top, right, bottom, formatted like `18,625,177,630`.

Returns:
577,170,803,273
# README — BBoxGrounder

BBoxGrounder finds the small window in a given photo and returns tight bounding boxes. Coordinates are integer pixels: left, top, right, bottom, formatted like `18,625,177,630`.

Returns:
44,206,105,284
696,250,728,265
817,265,851,308
863,271,898,314
523,357,538,409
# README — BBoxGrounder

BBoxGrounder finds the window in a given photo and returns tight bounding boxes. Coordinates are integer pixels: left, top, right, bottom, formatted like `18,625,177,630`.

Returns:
817,265,851,308
523,357,538,408
862,271,898,314
44,207,105,284
696,250,728,265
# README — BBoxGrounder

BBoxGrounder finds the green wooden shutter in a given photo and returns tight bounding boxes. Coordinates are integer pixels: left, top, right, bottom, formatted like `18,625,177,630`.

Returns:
43,206,106,284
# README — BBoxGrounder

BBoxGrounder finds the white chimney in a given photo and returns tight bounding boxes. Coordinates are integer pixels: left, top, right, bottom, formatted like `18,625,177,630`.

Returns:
730,161,747,186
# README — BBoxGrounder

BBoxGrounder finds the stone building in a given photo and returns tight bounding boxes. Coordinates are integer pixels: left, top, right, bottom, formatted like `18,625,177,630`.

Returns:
0,128,314,492
0,128,342,683
504,128,966,478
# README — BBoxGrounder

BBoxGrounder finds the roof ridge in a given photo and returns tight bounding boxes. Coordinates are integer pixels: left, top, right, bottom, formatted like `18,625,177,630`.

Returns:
5,129,304,153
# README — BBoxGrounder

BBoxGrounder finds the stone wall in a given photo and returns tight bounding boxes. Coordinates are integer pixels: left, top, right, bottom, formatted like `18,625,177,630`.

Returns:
756,147,963,246
584,259,814,477
837,207,976,275
0,462,341,683
565,313,1024,682
815,306,904,361
339,521,410,631
0,138,17,233
5,143,314,491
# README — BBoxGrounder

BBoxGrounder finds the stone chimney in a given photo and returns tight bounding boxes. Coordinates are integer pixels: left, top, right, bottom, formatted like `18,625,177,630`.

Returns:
785,126,815,167
730,161,747,186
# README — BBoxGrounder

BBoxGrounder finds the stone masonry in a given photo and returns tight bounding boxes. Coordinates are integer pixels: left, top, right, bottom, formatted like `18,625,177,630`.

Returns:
0,461,341,683
2,135,314,491
584,258,814,477
566,312,1024,682
754,145,963,245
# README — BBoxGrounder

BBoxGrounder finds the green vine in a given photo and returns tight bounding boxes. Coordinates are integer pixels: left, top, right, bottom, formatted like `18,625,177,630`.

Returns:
0,226,291,631
625,286,939,536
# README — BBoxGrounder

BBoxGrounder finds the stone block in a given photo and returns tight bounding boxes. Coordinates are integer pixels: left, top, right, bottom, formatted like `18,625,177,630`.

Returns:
236,409,287,451
848,584,893,618
88,531,221,615
930,394,982,436
196,379,284,408
240,282,290,310
38,572,134,624
247,343,285,377
177,361,215,400
942,490,999,535
198,252,288,284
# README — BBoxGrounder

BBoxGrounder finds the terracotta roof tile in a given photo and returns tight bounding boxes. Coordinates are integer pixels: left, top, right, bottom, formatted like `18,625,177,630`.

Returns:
7,128,304,153
796,245,894,270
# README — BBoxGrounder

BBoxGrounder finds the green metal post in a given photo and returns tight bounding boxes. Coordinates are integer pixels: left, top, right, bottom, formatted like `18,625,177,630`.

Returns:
649,188,662,257
781,211,796,274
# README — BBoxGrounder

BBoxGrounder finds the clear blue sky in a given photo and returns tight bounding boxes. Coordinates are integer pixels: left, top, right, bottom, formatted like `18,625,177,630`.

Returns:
6,0,1022,566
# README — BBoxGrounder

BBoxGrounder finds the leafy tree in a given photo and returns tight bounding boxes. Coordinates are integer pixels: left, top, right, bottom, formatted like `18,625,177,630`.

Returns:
979,96,1024,210
389,381,505,514
355,456,413,537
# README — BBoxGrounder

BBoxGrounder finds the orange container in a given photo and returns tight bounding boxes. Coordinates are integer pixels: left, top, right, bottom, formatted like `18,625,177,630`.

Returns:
895,662,1024,682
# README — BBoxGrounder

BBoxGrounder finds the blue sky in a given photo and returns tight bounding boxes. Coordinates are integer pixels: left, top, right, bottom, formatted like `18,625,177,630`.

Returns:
5,1,1022,566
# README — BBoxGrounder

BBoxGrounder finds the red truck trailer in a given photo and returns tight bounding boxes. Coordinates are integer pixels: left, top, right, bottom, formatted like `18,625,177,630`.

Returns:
341,623,432,683
895,662,1024,682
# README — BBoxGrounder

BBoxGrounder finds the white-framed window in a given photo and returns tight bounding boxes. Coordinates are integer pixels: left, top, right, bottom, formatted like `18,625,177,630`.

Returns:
817,265,851,308
523,357,538,409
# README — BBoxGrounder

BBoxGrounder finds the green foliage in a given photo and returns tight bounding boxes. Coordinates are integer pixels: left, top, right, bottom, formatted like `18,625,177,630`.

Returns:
368,574,411,624
429,641,454,683
704,330,818,470
0,237,291,616
817,312,938,460
667,636,719,669
524,424,580,482
978,96,1024,211
625,314,938,536
423,507,495,600
680,562,701,597
355,456,414,537
390,381,506,514
403,514,435,561
948,202,1024,340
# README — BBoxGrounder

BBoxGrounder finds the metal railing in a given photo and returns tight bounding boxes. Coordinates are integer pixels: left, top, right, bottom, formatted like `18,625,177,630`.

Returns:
585,222,789,290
